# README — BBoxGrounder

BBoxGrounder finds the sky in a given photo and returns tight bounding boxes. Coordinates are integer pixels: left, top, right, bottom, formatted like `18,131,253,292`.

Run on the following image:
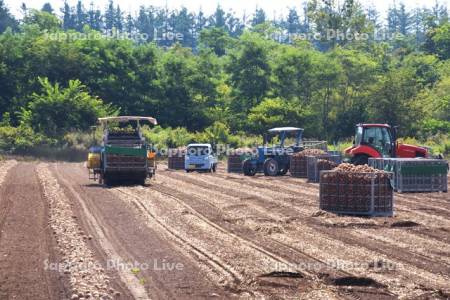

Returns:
4,0,450,19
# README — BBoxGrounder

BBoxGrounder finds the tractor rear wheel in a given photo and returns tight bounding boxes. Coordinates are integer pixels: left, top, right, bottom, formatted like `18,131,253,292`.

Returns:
243,159,256,176
264,158,279,176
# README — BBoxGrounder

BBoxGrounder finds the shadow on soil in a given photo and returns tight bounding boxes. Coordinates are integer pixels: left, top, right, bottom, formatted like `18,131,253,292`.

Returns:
329,276,387,288
390,220,420,228
85,181,154,188
259,271,304,278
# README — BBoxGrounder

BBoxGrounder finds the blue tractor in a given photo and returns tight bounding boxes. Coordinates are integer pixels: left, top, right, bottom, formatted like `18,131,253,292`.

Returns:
242,127,304,176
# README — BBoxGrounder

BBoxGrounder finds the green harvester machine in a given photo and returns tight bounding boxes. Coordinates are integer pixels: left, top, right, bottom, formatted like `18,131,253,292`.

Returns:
87,116,157,186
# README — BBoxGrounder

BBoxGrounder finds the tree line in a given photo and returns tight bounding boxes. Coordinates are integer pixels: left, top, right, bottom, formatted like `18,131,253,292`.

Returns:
2,0,448,50
0,0,449,153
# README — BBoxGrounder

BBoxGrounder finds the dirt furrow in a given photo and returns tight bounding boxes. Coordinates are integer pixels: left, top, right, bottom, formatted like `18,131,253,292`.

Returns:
51,165,150,300
192,170,450,274
56,162,237,299
195,171,450,239
157,171,450,297
215,172,450,221
0,162,65,300
168,171,450,243
37,163,121,300
0,160,16,185
0,160,17,239
112,185,330,299
352,229,450,265
113,188,245,288
149,183,402,300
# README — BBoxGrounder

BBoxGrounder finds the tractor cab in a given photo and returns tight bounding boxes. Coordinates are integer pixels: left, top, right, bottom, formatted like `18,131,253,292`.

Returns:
243,127,304,176
265,127,304,152
345,123,428,165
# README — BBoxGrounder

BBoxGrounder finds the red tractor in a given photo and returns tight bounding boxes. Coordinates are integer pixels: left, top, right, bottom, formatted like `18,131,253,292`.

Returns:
345,123,429,165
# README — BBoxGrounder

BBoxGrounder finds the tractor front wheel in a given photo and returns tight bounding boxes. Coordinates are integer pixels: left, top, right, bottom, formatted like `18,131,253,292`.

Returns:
243,159,257,176
264,158,279,176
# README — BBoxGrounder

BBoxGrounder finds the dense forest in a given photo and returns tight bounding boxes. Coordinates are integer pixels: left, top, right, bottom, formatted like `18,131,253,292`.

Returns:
0,0,449,155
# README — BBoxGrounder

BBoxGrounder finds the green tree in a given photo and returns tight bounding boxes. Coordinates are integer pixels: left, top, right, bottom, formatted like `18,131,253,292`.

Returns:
210,5,226,28
0,0,17,33
251,8,266,27
248,98,314,134
87,3,102,31
61,0,75,30
367,67,424,136
416,65,450,135
41,3,53,14
104,0,115,30
227,33,271,116
75,0,87,31
197,121,237,146
157,46,208,130
431,22,450,59
23,9,61,31
272,44,319,103
20,77,115,138
286,8,300,34
199,27,231,56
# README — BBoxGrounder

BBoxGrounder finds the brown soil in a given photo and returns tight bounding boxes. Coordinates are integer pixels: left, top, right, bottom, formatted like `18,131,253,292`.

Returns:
0,162,66,299
0,160,449,300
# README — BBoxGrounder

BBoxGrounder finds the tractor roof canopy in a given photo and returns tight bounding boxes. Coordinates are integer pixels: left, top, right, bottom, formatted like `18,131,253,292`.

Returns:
98,116,158,126
268,127,304,132
357,123,390,128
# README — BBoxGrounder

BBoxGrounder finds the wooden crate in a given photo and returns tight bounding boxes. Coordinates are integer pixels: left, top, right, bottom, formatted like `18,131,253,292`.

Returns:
290,155,308,178
319,171,394,217
307,155,341,183
227,154,243,173
369,158,448,193
168,149,185,170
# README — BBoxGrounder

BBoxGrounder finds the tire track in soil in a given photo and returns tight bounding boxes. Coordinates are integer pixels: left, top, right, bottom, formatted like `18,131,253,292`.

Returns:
112,188,247,291
112,186,326,299
143,184,398,300
158,170,450,297
218,172,450,218
351,228,450,265
183,171,450,271
82,163,357,299
226,173,450,247
211,172,450,238
50,164,150,300
153,171,400,299
0,162,66,300
209,173,450,271
55,163,236,299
